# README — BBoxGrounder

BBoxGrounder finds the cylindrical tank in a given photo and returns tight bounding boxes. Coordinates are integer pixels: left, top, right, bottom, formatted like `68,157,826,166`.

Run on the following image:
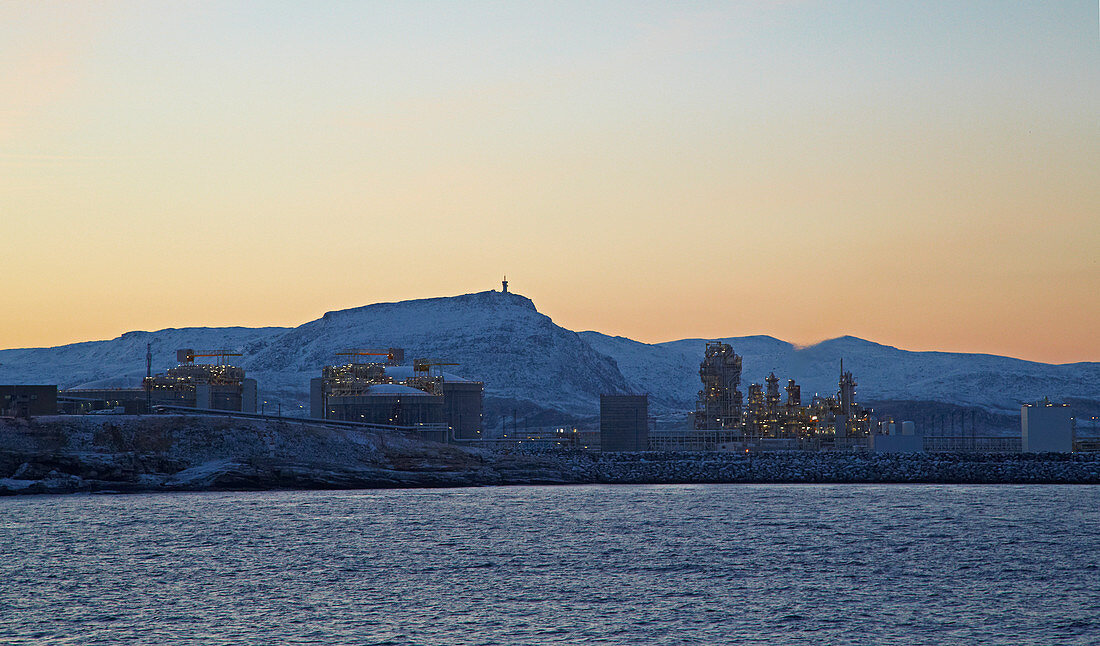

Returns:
326,384,443,426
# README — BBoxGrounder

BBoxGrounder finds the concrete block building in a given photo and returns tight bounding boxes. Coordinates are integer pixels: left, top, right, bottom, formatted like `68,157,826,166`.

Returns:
0,385,57,417
600,394,649,452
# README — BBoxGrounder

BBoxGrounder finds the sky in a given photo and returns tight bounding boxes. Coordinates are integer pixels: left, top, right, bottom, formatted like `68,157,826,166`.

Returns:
2,1,1097,363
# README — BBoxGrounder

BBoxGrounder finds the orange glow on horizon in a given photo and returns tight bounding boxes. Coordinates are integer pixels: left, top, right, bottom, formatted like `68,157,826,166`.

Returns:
1,3,1096,365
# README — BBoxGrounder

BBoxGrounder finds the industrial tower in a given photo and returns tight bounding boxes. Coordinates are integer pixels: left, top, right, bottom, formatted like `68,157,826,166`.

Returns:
693,341,743,430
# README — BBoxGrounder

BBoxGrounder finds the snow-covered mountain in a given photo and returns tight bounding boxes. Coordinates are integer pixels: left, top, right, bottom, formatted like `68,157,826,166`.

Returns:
242,291,631,416
0,326,288,390
582,332,1100,415
1,290,1097,419
0,291,632,419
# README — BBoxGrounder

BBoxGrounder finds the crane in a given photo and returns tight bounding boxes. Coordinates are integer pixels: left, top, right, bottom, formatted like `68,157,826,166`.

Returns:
412,359,459,377
177,349,243,365
335,349,398,363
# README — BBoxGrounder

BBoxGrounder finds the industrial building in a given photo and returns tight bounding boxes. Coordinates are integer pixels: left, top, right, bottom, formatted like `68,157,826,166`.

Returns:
373,359,483,439
310,349,483,442
57,388,148,414
1022,399,1075,452
871,417,1029,453
57,346,256,414
441,380,485,440
871,420,922,452
693,342,743,430
600,394,649,451
684,343,874,449
143,349,257,412
0,385,57,417
324,383,443,426
49,343,483,441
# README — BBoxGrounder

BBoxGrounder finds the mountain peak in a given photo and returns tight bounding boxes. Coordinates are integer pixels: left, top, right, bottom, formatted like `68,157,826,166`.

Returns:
807,335,893,351
320,290,536,322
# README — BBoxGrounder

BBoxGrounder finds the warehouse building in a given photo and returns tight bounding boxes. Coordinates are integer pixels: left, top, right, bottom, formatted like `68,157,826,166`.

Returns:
0,385,57,417
57,388,148,414
600,394,649,452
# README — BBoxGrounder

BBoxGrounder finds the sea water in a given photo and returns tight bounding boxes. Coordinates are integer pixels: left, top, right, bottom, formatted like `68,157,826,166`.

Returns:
2,484,1098,645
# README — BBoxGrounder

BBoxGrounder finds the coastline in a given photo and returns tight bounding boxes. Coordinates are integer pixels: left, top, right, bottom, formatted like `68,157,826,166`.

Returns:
2,416,1098,496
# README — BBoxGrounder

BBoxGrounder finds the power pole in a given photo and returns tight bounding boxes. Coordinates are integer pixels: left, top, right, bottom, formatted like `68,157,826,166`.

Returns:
145,342,152,413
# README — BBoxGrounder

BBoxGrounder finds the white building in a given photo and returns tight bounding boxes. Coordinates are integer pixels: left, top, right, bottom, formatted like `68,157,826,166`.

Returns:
873,420,923,453
1021,401,1075,452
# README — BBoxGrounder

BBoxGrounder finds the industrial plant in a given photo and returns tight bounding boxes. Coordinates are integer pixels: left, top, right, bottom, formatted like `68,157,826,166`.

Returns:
309,349,484,442
56,346,258,414
632,342,874,451
595,341,1094,454
2,307,1090,456
691,341,873,441
17,335,1089,456
143,349,258,412
40,337,488,443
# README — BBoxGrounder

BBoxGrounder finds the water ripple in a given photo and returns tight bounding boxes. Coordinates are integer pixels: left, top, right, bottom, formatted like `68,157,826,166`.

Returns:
1,484,1098,645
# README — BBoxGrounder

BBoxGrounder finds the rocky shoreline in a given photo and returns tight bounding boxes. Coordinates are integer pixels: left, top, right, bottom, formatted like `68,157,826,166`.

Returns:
2,416,1099,496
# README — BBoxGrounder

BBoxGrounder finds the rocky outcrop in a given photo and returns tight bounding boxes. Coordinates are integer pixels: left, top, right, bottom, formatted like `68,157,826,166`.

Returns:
0,415,599,495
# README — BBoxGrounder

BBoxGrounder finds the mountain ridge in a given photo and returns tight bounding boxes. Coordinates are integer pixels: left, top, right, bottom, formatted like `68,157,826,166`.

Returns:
1,291,1097,420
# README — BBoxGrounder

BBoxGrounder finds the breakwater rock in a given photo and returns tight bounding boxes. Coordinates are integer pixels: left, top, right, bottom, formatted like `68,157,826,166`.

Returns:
2,416,1098,495
583,451,1100,484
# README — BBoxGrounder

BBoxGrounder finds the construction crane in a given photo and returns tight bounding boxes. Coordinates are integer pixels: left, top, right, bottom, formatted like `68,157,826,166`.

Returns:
335,349,398,364
412,359,459,377
176,349,243,365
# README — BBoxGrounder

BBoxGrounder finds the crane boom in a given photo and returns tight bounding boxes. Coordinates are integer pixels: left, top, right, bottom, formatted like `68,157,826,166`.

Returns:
335,349,399,365
177,349,243,364
412,358,460,375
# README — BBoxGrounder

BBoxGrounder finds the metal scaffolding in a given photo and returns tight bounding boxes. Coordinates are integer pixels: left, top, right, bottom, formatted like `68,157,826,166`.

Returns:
693,341,743,430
